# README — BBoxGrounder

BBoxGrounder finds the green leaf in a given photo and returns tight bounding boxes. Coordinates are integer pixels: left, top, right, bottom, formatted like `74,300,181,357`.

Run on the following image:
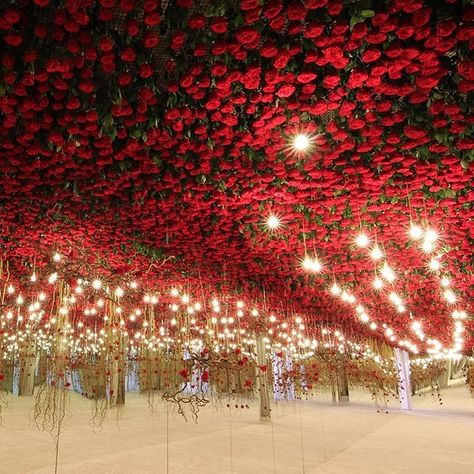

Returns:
361,9,375,18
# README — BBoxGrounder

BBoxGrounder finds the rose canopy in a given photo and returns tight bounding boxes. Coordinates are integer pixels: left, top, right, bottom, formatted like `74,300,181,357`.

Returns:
0,0,472,353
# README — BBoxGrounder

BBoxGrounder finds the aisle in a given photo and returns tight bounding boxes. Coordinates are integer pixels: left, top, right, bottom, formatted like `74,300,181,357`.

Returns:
0,386,472,473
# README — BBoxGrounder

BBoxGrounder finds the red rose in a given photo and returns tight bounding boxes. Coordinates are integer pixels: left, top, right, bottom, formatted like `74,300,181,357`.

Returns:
144,11,160,26
297,71,317,83
188,14,206,29
361,49,381,63
263,0,283,19
411,7,431,27
458,61,474,81
305,22,324,38
4,8,20,24
119,0,135,12
143,31,159,49
437,20,456,37
287,2,307,21
126,19,139,36
120,46,136,62
277,84,295,98
323,75,340,88
99,37,114,52
236,27,260,45
139,64,153,79
171,31,186,51
306,0,328,7
5,32,22,46
210,17,228,34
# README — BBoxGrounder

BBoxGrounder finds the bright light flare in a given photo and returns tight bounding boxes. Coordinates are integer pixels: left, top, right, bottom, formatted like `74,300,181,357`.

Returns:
302,255,322,273
355,233,370,248
380,263,395,282
370,246,383,260
409,224,423,240
292,133,310,152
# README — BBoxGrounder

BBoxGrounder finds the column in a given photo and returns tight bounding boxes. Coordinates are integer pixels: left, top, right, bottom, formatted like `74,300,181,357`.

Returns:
18,341,36,396
395,348,411,410
256,336,271,420
337,354,350,403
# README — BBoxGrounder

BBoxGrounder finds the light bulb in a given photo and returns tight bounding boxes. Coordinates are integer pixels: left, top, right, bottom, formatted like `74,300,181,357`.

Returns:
424,229,438,243
380,263,395,282
409,224,423,240
356,233,370,248
53,252,61,262
292,133,310,152
429,259,441,271
444,289,456,304
441,277,451,287
266,214,282,231
422,239,434,253
370,246,383,260
92,279,102,290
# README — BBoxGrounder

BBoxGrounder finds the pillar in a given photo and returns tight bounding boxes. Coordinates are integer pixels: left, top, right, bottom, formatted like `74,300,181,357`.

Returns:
335,353,349,403
256,336,271,420
395,348,411,410
19,341,36,396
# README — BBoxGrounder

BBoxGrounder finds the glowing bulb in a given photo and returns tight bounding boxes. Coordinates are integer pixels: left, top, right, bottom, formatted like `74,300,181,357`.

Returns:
441,277,451,287
30,273,37,283
380,263,395,282
429,259,441,271
421,239,434,252
360,313,369,323
48,273,58,284
53,252,61,262
16,295,24,305
444,289,456,304
355,233,370,248
373,277,383,289
170,288,179,297
7,285,15,294
409,224,423,240
370,322,377,330
181,294,190,304
266,214,282,230
370,246,383,260
92,279,102,290
292,133,310,152
425,229,438,243
302,256,322,273
412,321,422,331
330,283,341,295
115,287,124,297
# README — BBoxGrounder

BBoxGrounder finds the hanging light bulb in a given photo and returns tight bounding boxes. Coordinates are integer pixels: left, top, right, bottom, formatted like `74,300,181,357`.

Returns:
373,277,383,289
441,276,451,287
330,283,341,295
429,258,441,271
265,213,282,231
444,289,456,304
409,224,423,240
380,263,395,282
424,229,438,243
291,133,311,153
370,246,383,260
355,232,370,248
302,255,322,273
422,239,434,253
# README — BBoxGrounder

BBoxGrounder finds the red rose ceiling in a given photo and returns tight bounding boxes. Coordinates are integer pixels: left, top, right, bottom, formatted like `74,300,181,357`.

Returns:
0,0,472,352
